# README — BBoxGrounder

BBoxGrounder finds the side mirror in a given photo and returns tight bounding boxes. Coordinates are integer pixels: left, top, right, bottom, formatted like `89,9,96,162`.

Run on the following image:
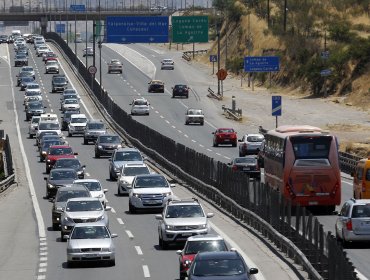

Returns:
74,152,78,155
170,183,176,188
111,233,118,238
48,198,55,203
206,213,214,218
238,139,242,142
249,268,258,275
44,177,47,180
103,189,108,193
109,158,112,161
105,206,112,211
176,250,182,255
82,165,86,168
350,172,354,177
212,132,215,134
155,214,163,220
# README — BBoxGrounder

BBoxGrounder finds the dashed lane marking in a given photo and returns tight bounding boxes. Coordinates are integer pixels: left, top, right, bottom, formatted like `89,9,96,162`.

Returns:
143,265,150,278
111,208,116,213
125,230,134,239
117,218,124,225
135,246,143,255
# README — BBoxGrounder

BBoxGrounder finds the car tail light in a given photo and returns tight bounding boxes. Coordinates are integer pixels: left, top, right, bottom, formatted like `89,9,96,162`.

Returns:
331,181,340,197
232,165,238,171
346,219,353,231
184,260,192,268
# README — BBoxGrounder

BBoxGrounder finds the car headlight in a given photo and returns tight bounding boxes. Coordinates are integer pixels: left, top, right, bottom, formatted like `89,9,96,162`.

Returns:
46,159,51,162
199,224,207,229
97,194,103,198
117,145,122,148
133,193,141,198
41,151,47,155
163,192,172,197
77,170,83,174
98,145,103,149
64,216,73,222
113,166,120,172
165,224,175,230
69,125,75,130
56,207,64,212
120,179,129,185
47,183,54,189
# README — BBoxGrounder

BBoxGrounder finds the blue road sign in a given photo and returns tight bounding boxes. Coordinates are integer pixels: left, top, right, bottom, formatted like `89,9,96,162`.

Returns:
320,69,332,76
106,16,169,43
70,4,85,12
321,51,329,59
244,56,280,72
272,96,282,116
55,23,65,33
210,55,217,62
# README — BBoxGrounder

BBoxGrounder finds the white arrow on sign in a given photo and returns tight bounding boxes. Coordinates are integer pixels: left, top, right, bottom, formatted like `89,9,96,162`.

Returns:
121,37,126,42
188,36,194,42
149,37,154,42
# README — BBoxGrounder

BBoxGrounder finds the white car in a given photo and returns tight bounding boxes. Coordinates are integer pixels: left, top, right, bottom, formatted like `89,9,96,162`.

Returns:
28,115,41,138
161,58,174,70
36,45,50,57
130,98,150,115
36,121,62,139
68,113,87,136
24,91,42,105
24,83,41,94
45,60,59,74
185,108,204,125
73,179,108,207
117,163,151,195
61,98,80,112
128,174,175,213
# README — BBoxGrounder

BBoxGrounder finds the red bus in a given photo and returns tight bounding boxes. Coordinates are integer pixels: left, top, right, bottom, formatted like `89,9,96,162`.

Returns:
263,125,341,212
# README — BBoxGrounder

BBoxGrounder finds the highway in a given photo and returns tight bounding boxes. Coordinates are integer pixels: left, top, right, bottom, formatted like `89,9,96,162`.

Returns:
0,40,305,280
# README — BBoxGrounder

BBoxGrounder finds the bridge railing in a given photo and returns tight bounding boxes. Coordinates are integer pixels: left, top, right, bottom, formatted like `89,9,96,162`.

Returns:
46,32,359,280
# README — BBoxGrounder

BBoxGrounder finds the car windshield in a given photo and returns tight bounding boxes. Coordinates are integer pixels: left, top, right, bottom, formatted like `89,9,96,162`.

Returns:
49,147,73,155
55,159,80,169
63,90,76,94
22,67,33,72
63,94,77,100
22,77,34,82
40,132,58,139
56,190,89,202
133,100,148,106
71,226,110,239
25,91,40,96
16,54,27,59
234,158,256,164
66,200,102,212
175,85,186,89
31,117,40,124
65,99,78,104
114,151,142,161
192,259,245,276
88,123,104,129
100,135,120,143
134,176,168,189
50,170,77,180
351,205,370,218
54,77,66,83
185,240,228,254
218,129,234,133
46,61,57,66
28,103,43,109
246,136,264,142
76,181,102,191
42,140,62,149
38,123,59,130
27,84,39,89
71,117,86,123
188,109,202,115
166,205,204,218
122,166,150,176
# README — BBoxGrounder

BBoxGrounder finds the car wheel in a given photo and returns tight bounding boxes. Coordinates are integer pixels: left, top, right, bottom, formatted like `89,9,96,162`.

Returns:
129,202,136,214
342,230,351,248
213,142,218,147
117,186,121,196
40,157,44,162
52,223,59,231
185,121,188,125
83,138,88,145
200,121,204,126
29,134,33,139
232,142,237,147
186,94,189,98
46,167,50,174
95,151,100,158
67,261,74,268
160,237,168,250
60,231,66,242
68,131,72,137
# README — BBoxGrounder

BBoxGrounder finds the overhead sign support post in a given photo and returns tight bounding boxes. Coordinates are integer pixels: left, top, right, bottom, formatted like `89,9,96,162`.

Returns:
272,96,282,128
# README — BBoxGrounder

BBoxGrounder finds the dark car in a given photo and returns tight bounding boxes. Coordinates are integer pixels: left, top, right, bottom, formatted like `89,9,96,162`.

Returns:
148,80,165,93
52,74,68,93
0,35,8,43
228,156,260,179
83,119,106,144
212,128,238,147
50,185,91,230
45,145,77,173
61,109,80,130
172,84,189,98
14,53,28,67
53,158,86,179
94,134,122,158
40,139,65,162
20,76,35,90
17,71,34,86
44,168,78,199
187,251,258,280
36,131,60,148
25,101,46,121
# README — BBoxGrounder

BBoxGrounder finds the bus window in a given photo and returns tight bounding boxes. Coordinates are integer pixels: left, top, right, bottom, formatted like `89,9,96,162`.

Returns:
291,136,331,159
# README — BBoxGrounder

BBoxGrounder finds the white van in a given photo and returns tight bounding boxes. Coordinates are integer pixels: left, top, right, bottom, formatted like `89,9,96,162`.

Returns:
12,30,21,37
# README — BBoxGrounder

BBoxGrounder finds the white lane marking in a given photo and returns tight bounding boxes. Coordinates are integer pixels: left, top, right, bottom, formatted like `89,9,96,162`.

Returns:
216,153,221,156
207,149,212,152
171,125,176,129
184,134,189,138
38,268,47,273
85,172,90,177
125,230,134,239
40,242,47,246
191,140,196,143
40,247,47,251
111,208,116,213
117,218,124,225
160,115,164,119
39,237,47,241
178,130,182,133
39,263,47,267
37,275,46,280
224,156,231,160
355,270,369,280
165,120,170,124
135,246,143,255
50,109,53,113
40,257,47,262
199,144,204,147
209,221,266,280
40,252,48,256
143,265,150,278
155,111,159,114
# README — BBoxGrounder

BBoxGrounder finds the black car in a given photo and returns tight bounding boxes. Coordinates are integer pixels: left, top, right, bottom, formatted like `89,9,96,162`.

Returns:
44,168,78,199
53,158,86,179
17,71,34,86
52,74,68,93
148,80,165,93
172,84,189,98
20,76,35,90
94,134,121,158
61,110,80,130
0,35,8,43
228,156,260,179
25,101,46,121
14,53,28,67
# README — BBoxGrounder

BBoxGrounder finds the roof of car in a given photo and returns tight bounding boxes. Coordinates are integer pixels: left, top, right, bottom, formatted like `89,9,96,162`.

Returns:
349,198,370,205
66,197,101,202
122,163,148,168
49,145,71,149
245,133,264,137
57,185,89,192
87,119,104,123
168,198,200,206
116,147,140,152
50,167,77,173
73,222,108,228
135,173,164,179
195,251,241,260
150,80,164,84
187,234,224,242
70,114,86,118
74,179,100,183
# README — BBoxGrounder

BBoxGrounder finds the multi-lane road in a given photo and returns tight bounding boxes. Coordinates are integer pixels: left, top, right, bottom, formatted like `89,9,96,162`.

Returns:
0,39,308,280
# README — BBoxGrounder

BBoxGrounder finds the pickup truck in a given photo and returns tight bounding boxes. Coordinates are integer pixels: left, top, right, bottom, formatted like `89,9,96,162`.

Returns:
108,59,123,74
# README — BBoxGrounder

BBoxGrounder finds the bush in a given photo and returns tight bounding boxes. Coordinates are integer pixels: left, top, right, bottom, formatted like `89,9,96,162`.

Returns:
327,20,355,43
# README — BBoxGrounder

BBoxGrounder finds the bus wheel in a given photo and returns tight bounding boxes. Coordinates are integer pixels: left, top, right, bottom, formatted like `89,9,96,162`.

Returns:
326,205,335,215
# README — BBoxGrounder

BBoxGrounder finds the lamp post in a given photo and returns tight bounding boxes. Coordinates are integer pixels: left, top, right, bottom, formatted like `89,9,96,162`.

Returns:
216,12,220,97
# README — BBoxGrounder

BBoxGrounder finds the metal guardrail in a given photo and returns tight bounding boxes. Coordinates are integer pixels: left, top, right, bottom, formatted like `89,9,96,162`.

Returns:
182,49,208,61
47,32,358,279
0,134,15,193
0,174,15,193
182,53,191,61
207,87,222,100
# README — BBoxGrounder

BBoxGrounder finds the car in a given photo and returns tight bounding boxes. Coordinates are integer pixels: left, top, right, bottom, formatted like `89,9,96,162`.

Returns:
172,84,189,98
128,174,175,213
16,71,34,86
60,197,111,240
20,76,35,90
352,158,370,199
24,90,42,106
43,51,57,62
177,234,229,280
45,60,59,74
161,58,174,70
335,198,370,247
117,163,151,195
212,128,237,147
45,145,78,173
36,121,62,141
107,59,123,73
39,135,66,152
39,113,59,123
25,101,46,121
108,147,144,180
65,224,117,266
156,198,214,249
50,185,91,230
0,35,8,43
60,94,79,110
148,80,165,93
73,179,108,207
28,115,41,138
130,98,150,116
19,66,36,79
238,134,265,156
185,109,204,125
44,168,79,199
36,131,60,149
83,119,106,144
53,158,86,179
51,74,69,93
61,110,80,131
83,47,94,57
61,98,80,112
36,45,50,56
16,47,28,56
62,88,78,96
24,82,41,95
95,134,122,158
187,251,258,280
14,53,28,67
228,156,260,179
39,139,65,162
68,113,87,136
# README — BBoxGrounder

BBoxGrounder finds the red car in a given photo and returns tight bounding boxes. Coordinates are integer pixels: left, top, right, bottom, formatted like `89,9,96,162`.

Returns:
176,235,229,280
212,128,237,147
45,145,77,173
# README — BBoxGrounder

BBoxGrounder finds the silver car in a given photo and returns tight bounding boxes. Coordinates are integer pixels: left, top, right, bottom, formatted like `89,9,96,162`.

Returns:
117,163,151,195
61,197,111,241
238,133,264,156
65,224,117,266
156,198,214,249
28,115,41,138
185,108,204,125
335,198,370,247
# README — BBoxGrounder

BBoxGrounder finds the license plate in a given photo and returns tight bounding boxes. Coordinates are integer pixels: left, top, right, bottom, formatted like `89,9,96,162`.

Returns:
144,200,161,204
85,254,98,258
224,139,230,141
182,233,192,237
243,167,250,171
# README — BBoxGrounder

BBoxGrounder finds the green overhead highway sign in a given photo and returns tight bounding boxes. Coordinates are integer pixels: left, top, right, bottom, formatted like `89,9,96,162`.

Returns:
172,16,208,43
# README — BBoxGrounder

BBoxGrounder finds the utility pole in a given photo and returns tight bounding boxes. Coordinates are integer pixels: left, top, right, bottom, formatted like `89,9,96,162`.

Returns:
247,9,251,87
267,0,270,28
283,0,287,32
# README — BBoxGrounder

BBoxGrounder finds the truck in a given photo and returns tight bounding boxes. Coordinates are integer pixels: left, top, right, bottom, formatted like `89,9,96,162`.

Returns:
107,59,123,74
